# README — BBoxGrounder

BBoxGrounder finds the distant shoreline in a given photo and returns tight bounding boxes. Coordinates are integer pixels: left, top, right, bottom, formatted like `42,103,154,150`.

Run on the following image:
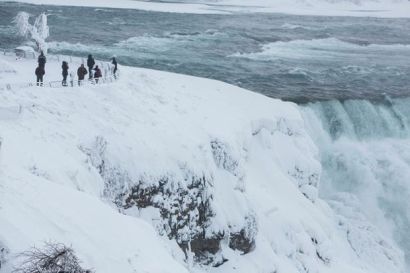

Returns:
2,0,410,18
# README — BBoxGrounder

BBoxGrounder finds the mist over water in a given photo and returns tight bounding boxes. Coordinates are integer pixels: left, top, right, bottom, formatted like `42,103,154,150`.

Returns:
302,98,410,267
1,1,410,269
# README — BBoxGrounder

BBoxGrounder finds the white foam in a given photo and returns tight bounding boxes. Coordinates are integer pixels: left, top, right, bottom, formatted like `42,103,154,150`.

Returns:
302,98,410,268
232,38,410,61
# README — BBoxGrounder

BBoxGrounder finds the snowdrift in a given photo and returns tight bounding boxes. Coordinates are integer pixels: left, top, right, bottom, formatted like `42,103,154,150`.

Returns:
0,54,405,273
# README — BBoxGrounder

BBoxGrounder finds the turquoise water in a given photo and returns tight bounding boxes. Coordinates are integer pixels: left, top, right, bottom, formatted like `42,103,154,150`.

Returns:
1,2,410,102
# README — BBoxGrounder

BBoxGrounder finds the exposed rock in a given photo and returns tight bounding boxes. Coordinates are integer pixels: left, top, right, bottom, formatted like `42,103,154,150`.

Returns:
81,136,257,266
229,230,254,254
183,232,225,265
123,173,223,264
229,215,257,254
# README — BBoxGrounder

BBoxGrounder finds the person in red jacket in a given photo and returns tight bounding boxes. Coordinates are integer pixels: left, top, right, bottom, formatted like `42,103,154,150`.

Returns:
94,65,102,84
35,66,45,86
77,64,88,86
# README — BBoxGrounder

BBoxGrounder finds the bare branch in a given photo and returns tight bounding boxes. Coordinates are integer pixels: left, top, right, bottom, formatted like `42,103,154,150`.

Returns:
13,242,93,273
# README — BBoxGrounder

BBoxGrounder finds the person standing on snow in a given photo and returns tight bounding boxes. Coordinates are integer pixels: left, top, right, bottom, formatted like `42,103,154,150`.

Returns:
87,54,95,79
62,61,69,86
77,64,88,86
94,65,102,84
35,66,45,86
38,51,46,69
112,56,118,79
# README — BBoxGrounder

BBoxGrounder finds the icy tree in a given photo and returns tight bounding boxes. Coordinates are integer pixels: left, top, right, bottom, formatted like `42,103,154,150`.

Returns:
14,12,50,53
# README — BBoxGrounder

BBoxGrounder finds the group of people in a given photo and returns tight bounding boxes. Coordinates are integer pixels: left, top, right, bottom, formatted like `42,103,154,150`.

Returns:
35,51,118,87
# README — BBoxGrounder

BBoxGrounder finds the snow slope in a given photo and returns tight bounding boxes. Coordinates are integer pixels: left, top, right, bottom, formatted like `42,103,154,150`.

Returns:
2,0,410,17
0,54,405,273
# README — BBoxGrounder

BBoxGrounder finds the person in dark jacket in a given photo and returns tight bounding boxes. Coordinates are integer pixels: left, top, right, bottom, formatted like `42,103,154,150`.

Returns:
38,51,46,69
94,65,102,84
87,54,95,79
35,66,45,86
62,61,69,86
112,57,118,79
77,64,88,86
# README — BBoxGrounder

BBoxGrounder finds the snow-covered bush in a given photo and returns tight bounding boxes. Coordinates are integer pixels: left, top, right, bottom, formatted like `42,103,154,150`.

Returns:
79,136,130,207
13,242,92,273
210,139,245,192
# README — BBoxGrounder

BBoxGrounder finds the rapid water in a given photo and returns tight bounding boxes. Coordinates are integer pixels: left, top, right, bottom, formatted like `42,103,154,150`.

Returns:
1,1,410,269
1,2,410,102
302,98,410,268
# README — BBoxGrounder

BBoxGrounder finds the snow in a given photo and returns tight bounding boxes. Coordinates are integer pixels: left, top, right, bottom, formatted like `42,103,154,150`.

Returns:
0,53,406,273
2,0,410,17
214,0,410,17
15,46,35,53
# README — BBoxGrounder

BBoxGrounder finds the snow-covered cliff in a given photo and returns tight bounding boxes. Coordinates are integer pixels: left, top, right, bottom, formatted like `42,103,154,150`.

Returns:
0,55,405,273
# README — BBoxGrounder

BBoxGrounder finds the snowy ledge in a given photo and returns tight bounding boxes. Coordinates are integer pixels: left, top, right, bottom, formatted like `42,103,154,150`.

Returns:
0,54,405,273
2,0,410,17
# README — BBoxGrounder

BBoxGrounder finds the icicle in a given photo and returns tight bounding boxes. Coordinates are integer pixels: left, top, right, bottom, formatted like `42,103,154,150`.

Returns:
187,240,193,271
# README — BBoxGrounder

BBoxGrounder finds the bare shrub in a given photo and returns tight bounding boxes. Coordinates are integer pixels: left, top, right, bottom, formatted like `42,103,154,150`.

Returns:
0,243,9,269
13,242,92,273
